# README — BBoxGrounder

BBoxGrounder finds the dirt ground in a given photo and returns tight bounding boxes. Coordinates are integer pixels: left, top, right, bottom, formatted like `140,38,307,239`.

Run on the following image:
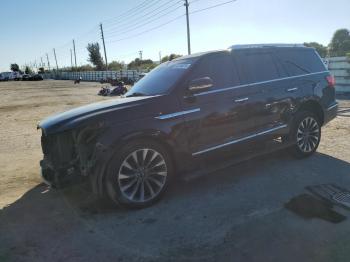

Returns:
0,80,107,207
1,80,350,262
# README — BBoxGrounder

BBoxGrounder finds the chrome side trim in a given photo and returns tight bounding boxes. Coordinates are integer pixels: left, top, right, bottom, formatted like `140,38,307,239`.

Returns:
327,102,338,111
193,71,329,97
155,108,200,120
234,97,249,103
287,87,298,92
192,124,288,156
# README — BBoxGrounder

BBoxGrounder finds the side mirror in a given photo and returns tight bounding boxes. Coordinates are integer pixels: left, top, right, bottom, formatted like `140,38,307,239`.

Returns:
188,77,213,94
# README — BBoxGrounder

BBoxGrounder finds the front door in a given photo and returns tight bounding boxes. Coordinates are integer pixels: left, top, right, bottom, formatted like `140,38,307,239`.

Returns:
177,53,243,155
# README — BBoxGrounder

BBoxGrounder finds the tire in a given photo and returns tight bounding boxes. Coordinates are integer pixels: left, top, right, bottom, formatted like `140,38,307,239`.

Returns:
105,140,173,208
286,111,321,158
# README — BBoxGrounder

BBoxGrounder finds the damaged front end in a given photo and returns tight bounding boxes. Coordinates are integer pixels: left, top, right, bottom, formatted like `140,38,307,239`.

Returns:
39,124,103,188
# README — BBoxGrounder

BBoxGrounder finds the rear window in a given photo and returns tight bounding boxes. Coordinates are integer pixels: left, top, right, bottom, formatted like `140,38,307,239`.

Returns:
234,51,280,84
275,49,326,76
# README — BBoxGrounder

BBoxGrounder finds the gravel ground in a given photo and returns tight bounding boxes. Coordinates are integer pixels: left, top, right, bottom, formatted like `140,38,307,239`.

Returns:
0,80,350,262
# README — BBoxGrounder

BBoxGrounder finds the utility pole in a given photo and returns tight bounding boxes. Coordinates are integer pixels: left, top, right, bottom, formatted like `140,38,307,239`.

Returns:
73,39,77,68
46,53,51,71
100,23,108,71
53,48,59,71
184,0,191,55
139,50,143,60
40,57,44,68
70,49,73,69
159,51,162,63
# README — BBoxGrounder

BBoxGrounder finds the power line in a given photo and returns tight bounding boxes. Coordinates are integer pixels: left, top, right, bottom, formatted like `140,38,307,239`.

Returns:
190,0,237,14
105,3,184,38
29,0,238,70
102,0,158,24
104,0,182,34
106,14,185,44
102,0,237,44
103,0,164,27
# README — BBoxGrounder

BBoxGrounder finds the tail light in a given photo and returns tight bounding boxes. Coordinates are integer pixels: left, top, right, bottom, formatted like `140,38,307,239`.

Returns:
326,75,336,88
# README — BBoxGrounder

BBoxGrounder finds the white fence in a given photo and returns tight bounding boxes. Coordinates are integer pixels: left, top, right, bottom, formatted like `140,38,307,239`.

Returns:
43,70,143,82
326,56,350,93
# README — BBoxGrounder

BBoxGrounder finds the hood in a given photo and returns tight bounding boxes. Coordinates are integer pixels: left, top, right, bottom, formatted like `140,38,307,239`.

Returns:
38,96,157,135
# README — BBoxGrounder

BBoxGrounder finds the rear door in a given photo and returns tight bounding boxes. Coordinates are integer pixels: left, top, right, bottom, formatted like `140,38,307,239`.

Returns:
233,49,287,132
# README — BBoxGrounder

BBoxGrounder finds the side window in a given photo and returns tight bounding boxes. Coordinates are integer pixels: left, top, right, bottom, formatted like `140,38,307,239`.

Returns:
189,54,239,89
276,49,326,76
235,51,280,84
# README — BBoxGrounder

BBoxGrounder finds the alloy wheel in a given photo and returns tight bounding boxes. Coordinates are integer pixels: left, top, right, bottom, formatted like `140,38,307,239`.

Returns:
117,148,168,203
296,117,320,153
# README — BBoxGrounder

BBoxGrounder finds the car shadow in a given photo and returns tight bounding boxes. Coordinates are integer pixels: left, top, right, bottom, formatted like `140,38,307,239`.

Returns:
1,151,350,216
1,151,350,261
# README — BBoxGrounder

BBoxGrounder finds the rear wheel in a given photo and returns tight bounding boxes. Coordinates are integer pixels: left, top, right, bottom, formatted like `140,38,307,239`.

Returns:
105,140,173,208
286,111,321,158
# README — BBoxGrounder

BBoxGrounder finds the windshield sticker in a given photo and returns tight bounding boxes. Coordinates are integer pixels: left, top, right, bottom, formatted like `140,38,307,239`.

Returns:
172,64,191,69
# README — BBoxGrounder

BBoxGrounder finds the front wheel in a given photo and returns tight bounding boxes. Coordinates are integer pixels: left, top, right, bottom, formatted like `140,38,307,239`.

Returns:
105,140,173,208
286,111,321,158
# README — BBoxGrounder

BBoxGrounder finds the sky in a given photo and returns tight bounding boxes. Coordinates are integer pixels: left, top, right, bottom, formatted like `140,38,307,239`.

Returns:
0,0,349,72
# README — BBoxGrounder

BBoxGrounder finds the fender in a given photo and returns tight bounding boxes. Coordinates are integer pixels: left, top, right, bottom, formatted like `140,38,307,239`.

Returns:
89,128,187,196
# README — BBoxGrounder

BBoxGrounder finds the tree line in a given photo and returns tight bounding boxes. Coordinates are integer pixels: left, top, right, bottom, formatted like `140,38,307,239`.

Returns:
86,42,182,72
9,28,350,74
304,28,350,57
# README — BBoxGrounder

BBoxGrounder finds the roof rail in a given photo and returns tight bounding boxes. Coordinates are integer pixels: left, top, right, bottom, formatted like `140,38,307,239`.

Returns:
229,44,305,49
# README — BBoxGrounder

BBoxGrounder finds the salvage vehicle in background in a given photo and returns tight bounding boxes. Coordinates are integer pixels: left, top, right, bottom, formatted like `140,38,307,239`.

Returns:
0,72,11,81
0,71,22,81
31,74,44,81
22,74,44,81
21,74,31,81
9,71,22,81
38,44,338,208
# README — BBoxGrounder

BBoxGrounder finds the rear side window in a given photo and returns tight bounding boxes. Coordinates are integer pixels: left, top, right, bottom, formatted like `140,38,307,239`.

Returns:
275,49,326,76
235,51,280,84
189,54,239,89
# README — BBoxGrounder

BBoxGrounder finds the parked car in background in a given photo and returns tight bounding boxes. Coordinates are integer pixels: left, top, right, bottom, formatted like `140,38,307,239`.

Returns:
31,74,44,81
0,72,12,81
22,74,31,81
22,74,44,81
38,44,337,208
9,71,22,81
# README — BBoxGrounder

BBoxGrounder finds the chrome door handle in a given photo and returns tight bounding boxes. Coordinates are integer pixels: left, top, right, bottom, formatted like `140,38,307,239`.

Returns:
287,87,298,92
234,97,249,103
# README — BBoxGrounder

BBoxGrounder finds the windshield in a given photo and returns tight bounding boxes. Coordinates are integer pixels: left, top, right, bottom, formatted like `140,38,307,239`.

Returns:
125,59,194,97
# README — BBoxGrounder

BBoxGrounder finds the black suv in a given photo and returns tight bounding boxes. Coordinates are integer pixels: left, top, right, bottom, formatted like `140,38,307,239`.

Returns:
39,44,338,208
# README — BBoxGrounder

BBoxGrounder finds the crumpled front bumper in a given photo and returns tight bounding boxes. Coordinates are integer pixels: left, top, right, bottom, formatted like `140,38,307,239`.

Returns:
40,159,81,188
